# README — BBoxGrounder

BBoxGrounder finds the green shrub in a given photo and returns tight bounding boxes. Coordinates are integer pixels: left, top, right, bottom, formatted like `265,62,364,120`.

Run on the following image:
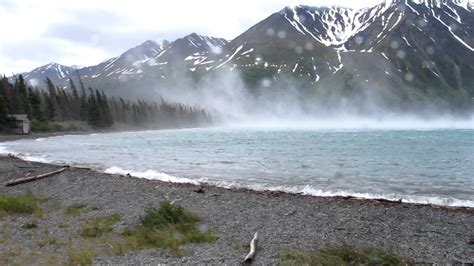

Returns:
0,194,46,217
111,202,216,255
139,201,200,229
65,203,88,216
31,119,89,133
66,246,96,266
280,245,414,266
80,213,121,238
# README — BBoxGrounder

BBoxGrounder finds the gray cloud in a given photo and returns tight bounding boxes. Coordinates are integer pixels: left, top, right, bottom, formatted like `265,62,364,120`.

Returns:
2,39,65,64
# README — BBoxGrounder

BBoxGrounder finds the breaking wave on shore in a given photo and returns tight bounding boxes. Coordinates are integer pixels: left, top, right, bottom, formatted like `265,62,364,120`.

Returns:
103,166,474,208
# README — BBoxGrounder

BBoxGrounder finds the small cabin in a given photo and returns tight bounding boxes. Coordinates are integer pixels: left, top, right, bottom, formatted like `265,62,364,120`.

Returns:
6,114,30,134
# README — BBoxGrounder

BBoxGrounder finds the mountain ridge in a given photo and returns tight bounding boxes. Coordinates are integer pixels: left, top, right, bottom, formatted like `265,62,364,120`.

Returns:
10,0,474,113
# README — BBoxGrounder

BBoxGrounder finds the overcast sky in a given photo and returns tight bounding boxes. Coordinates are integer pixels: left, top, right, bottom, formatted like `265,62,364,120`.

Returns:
0,0,384,74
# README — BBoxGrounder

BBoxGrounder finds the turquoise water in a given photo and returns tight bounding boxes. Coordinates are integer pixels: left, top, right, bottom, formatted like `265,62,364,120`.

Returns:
1,127,473,207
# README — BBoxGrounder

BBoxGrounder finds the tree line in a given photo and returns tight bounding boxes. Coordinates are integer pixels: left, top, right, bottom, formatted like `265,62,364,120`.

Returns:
0,74,212,132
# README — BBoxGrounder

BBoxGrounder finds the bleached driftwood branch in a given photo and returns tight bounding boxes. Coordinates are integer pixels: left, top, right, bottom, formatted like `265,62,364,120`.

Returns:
5,167,68,186
244,232,258,262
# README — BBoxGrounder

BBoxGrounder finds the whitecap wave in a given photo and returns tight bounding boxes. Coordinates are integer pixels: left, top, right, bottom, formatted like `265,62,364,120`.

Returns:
0,145,11,155
105,166,200,185
194,178,474,208
0,145,52,163
18,154,52,163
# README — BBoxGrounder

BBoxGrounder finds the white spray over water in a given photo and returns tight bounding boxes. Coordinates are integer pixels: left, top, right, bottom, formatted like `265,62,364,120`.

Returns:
149,66,474,129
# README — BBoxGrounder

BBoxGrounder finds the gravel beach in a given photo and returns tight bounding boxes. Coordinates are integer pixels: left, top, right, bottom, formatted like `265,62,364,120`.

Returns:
0,154,473,265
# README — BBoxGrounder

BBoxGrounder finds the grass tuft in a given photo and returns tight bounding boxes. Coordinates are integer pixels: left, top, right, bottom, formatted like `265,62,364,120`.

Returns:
65,203,88,216
79,213,121,238
280,244,414,266
0,194,46,218
36,237,63,248
66,246,96,266
139,201,200,229
110,201,216,255
65,203,102,216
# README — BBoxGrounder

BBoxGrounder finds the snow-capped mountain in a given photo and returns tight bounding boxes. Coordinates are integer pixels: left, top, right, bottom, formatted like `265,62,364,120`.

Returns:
13,0,474,111
12,63,76,87
204,0,473,111
17,33,228,94
76,33,228,93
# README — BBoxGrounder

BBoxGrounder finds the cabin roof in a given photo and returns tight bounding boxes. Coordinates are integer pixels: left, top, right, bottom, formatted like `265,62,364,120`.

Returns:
7,114,29,121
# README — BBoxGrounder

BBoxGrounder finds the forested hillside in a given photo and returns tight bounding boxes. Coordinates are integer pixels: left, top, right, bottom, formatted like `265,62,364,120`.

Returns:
0,74,212,133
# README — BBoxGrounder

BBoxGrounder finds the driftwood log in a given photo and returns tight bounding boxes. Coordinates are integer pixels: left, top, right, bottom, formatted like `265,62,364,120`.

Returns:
244,232,258,262
5,167,68,186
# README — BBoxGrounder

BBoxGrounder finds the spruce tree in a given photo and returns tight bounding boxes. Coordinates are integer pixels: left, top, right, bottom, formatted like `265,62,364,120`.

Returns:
45,78,60,120
87,88,100,128
15,75,31,117
100,91,113,127
28,87,43,120
70,79,81,120
0,95,8,125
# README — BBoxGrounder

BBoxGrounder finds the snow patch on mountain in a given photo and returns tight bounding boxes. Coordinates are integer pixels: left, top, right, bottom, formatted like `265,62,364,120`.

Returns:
281,2,393,47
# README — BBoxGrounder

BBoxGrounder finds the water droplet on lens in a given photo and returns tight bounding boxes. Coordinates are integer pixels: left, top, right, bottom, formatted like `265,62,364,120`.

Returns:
261,78,272,87
278,31,287,39
426,46,435,55
397,50,406,59
390,40,400,49
211,46,222,54
266,28,275,36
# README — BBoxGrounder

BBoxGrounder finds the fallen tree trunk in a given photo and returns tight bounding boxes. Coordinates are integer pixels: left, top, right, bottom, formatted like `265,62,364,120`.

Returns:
5,167,68,186
244,232,258,263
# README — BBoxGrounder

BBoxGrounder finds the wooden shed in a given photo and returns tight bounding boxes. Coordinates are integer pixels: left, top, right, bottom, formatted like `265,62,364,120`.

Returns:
6,114,30,134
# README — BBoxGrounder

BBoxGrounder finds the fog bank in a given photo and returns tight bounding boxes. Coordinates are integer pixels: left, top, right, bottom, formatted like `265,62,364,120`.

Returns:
144,66,474,129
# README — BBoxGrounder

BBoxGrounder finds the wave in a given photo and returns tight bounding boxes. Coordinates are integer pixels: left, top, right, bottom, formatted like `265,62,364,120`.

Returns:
99,168,474,208
0,144,52,163
0,145,11,155
105,166,200,185
194,179,474,208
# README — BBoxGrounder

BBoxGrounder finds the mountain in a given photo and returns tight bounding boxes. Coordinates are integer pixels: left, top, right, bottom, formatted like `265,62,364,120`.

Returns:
11,63,76,87
17,33,228,96
205,0,474,112
13,0,474,113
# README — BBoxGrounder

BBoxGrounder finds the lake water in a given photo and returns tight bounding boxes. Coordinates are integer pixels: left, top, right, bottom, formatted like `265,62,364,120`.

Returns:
1,127,473,207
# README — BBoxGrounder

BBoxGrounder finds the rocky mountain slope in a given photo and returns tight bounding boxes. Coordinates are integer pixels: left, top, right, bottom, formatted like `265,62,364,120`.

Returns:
14,0,474,113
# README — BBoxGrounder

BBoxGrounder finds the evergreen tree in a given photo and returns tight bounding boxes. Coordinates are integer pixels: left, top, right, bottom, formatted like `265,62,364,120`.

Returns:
0,77,9,123
28,87,43,120
70,79,81,120
45,78,60,120
0,74,211,132
87,88,101,128
15,75,31,116
100,91,113,127
0,95,8,125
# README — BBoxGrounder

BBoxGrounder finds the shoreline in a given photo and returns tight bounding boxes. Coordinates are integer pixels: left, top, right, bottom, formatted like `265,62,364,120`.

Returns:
1,155,473,264
1,132,473,209
4,154,474,213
